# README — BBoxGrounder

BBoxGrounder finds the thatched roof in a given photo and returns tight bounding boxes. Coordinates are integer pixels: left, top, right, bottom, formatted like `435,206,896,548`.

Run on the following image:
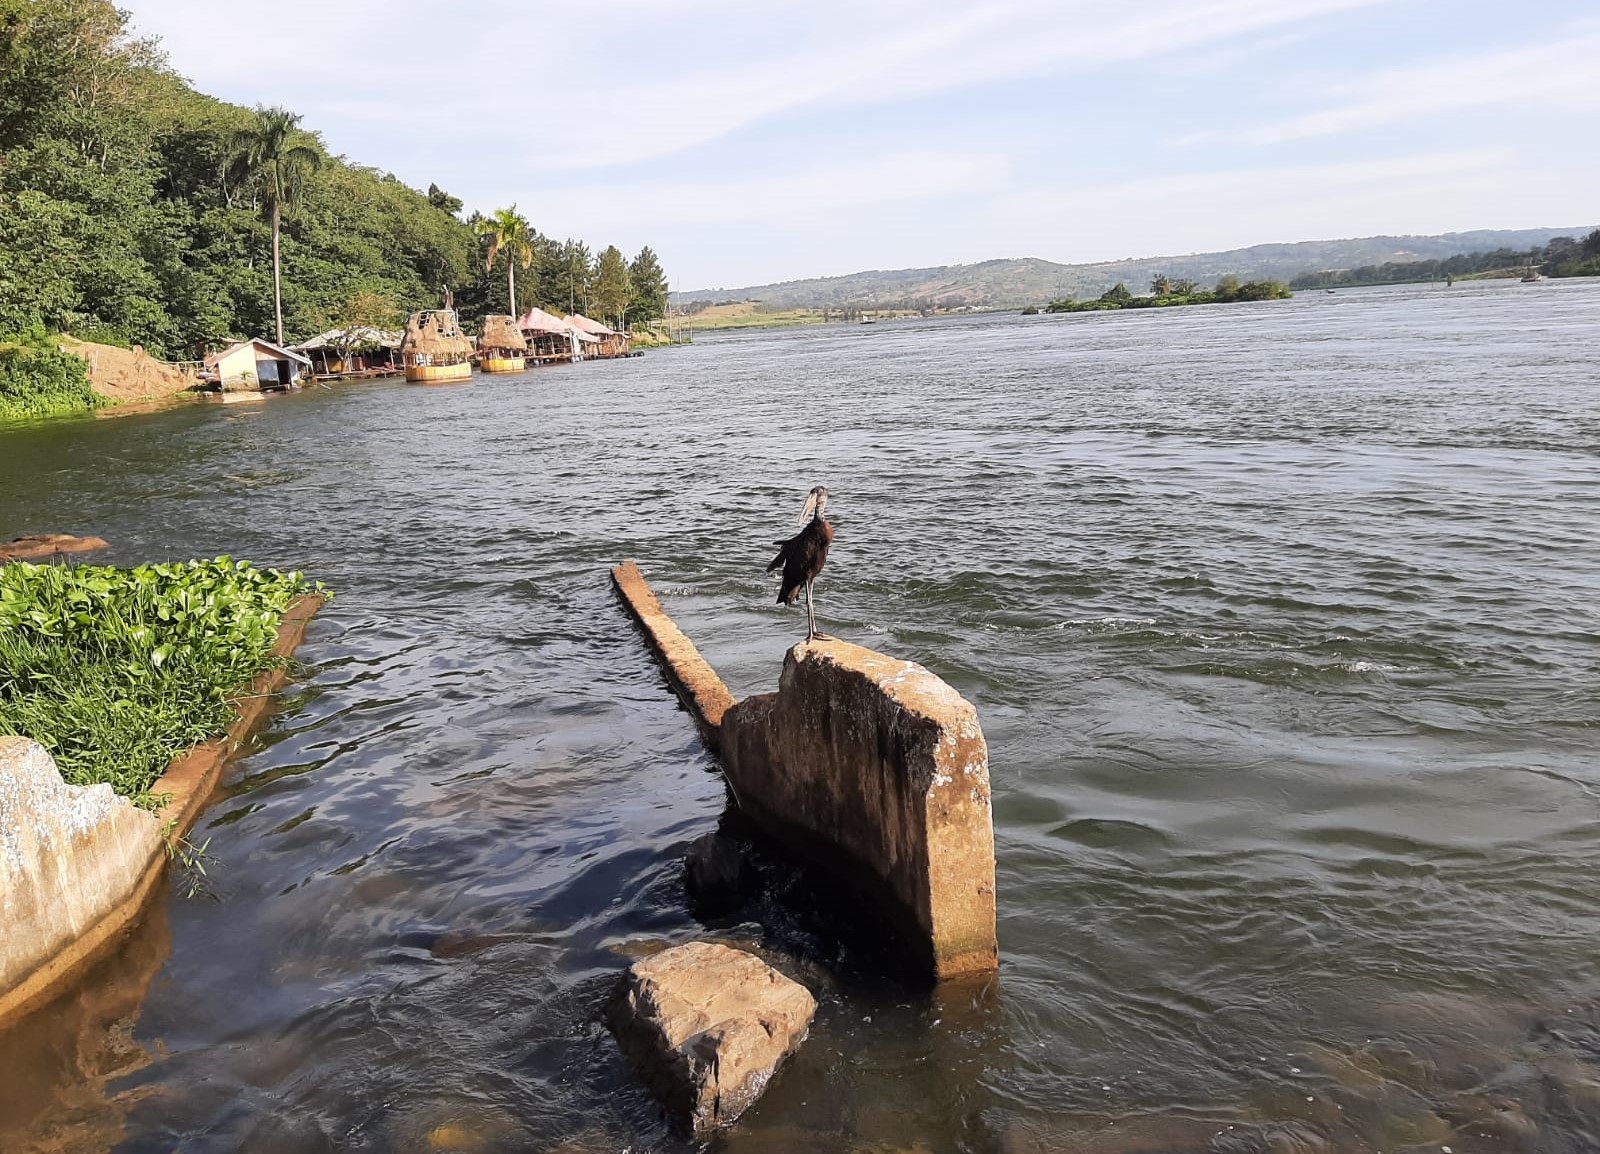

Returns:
565,313,616,336
480,314,528,352
293,326,401,352
400,310,474,358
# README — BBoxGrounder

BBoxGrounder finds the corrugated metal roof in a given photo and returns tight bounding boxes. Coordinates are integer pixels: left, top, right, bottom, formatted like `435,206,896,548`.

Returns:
204,338,312,367
564,313,616,336
517,308,600,343
291,326,402,351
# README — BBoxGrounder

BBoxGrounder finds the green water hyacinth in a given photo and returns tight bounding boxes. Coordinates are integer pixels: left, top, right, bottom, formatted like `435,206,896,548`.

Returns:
0,557,326,799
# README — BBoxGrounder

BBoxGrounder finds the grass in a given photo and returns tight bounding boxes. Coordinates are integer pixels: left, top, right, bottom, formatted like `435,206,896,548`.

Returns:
672,303,834,330
0,557,325,800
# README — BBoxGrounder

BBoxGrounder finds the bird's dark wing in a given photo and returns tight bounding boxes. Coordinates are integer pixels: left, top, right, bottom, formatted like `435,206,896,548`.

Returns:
766,535,797,573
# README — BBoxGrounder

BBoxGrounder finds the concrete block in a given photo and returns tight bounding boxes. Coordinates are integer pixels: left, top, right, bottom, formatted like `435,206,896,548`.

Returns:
720,640,998,980
0,738,162,1008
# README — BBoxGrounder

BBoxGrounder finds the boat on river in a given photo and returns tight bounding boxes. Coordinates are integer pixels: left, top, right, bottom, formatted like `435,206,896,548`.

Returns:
400,310,474,382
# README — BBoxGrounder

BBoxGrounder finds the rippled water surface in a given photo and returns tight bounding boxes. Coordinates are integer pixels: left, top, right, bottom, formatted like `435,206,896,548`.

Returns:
2,279,1598,1153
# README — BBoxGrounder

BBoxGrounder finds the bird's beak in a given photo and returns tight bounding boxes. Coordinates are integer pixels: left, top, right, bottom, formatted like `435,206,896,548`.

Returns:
797,491,819,526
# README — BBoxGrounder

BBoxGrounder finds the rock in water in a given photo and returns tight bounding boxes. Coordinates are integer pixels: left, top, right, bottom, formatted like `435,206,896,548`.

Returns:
684,829,754,916
0,534,109,561
606,941,816,1136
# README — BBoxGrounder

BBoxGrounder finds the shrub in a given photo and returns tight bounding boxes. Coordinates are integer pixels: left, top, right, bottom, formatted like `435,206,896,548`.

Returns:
1232,279,1293,301
0,341,105,420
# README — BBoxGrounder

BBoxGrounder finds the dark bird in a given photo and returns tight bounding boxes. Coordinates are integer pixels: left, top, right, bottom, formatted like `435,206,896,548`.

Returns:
767,485,833,641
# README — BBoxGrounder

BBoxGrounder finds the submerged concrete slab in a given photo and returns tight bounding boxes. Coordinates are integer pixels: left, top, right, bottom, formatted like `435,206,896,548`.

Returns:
610,562,736,754
720,640,999,981
607,941,815,1136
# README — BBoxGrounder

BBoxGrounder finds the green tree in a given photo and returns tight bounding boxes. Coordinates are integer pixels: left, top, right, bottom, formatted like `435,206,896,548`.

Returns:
552,239,592,315
628,245,667,322
476,206,534,317
0,0,668,374
224,105,321,344
1149,273,1172,297
323,289,399,373
1171,278,1197,296
592,245,631,327
427,182,463,216
1213,274,1241,301
1100,282,1132,305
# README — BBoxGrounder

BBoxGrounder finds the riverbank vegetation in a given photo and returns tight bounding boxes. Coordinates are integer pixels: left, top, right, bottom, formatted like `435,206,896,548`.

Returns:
0,332,105,420
0,0,671,413
1291,231,1600,289
0,558,324,799
1044,276,1291,313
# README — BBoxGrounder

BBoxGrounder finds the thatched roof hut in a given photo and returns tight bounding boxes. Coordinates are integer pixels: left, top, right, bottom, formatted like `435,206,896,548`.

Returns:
400,310,473,365
480,314,528,353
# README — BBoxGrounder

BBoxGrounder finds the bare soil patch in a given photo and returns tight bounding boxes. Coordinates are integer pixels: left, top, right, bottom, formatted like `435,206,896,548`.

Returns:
58,338,199,403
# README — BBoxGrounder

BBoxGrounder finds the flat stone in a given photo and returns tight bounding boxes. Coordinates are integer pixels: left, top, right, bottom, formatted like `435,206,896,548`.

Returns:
606,941,816,1136
0,534,109,561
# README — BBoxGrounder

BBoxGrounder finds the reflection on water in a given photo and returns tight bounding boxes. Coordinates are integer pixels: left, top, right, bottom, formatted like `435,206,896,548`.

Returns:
0,900,170,1153
0,279,1598,1151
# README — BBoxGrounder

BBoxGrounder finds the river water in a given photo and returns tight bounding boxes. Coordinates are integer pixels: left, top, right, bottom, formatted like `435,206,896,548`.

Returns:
1,279,1597,1153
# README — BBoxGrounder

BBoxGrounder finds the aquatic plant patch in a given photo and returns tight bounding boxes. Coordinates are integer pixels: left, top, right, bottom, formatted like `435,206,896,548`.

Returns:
0,558,326,798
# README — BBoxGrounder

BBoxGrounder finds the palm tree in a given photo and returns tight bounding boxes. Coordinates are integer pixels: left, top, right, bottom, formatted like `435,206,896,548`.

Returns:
225,106,322,345
1150,273,1173,297
476,207,534,317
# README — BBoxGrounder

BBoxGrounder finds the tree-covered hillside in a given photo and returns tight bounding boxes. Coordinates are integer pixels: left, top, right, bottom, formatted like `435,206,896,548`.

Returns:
1290,232,1600,289
0,0,667,360
674,227,1595,313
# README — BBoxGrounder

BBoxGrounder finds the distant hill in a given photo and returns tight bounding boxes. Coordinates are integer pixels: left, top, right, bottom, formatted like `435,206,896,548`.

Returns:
675,228,1595,311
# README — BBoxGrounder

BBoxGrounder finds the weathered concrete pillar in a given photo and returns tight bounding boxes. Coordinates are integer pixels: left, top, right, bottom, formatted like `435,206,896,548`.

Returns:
0,738,164,1028
719,640,998,981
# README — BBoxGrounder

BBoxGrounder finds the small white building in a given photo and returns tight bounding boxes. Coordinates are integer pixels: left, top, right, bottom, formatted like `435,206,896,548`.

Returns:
204,338,311,391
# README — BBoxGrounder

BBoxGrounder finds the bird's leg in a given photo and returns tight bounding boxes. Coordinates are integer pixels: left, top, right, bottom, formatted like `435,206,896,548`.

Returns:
805,579,817,641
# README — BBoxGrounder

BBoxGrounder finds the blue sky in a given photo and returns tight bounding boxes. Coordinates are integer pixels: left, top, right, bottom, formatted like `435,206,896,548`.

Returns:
124,0,1598,289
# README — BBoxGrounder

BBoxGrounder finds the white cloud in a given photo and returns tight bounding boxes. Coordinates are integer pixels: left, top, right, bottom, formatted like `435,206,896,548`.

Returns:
1181,24,1600,145
526,151,1003,231
116,0,1596,287
127,0,1397,169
